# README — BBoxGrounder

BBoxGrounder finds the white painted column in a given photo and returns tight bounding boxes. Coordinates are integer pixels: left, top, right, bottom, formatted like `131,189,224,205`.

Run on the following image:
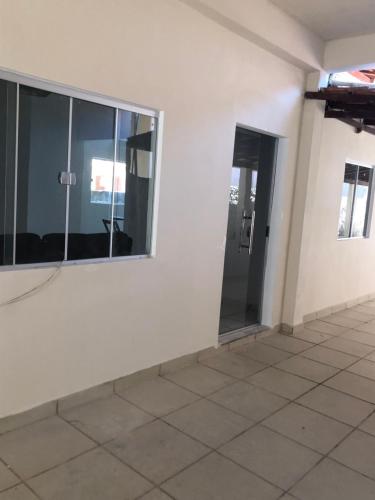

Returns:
282,70,329,329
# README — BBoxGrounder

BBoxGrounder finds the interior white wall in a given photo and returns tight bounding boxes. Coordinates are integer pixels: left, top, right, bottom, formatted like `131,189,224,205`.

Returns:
0,0,306,417
302,118,375,316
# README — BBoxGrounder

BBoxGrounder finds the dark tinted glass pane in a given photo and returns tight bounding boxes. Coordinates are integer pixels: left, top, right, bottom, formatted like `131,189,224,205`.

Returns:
16,86,69,264
338,163,357,238
112,111,156,257
352,166,372,237
344,163,357,184
0,79,16,266
69,99,115,260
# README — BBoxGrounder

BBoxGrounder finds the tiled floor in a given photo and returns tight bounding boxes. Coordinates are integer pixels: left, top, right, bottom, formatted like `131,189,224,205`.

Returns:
3,304,375,498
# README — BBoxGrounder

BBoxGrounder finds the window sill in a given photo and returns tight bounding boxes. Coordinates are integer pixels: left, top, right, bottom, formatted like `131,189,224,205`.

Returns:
337,236,368,241
0,254,152,272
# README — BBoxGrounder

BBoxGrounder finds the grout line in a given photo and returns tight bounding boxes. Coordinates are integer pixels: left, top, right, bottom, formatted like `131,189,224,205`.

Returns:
212,446,287,495
327,454,375,485
257,339,316,352
0,483,42,500
57,414,110,448
101,439,165,492
22,481,44,500
292,398,373,429
0,412,59,439
198,360,271,383
0,457,32,499
105,431,213,490
22,443,99,483
246,351,375,407
102,444,164,492
133,486,177,500
115,385,207,418
162,374,240,399
319,317,373,329
314,342,375,359
157,488,178,500
269,361,341,383
286,444,375,498
161,405,257,448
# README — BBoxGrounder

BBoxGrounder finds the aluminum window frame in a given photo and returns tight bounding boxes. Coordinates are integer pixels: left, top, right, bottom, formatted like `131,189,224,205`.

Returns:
0,68,163,271
337,161,375,241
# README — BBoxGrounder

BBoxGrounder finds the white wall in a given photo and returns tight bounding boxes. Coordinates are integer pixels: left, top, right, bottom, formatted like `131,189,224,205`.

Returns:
0,0,306,417
281,71,327,327
302,118,375,317
181,0,324,70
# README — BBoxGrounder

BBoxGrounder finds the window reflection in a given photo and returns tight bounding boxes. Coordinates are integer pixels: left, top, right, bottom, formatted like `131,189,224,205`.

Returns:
351,167,371,237
90,158,126,206
111,111,156,257
338,164,356,238
230,167,240,205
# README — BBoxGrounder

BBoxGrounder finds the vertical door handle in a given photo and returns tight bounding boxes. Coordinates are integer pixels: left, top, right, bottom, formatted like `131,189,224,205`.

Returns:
238,209,246,253
249,211,255,255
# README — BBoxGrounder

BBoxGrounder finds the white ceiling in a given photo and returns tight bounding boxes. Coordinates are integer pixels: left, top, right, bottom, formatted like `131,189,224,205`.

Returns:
271,0,375,41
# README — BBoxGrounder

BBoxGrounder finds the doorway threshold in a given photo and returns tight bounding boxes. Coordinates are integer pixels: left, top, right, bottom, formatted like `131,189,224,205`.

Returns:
219,323,270,345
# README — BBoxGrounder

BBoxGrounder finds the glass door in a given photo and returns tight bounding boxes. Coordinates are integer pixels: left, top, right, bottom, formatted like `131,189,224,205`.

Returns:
219,127,276,335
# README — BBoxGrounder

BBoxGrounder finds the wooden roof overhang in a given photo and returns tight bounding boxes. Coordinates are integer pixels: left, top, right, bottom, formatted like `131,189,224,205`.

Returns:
305,87,375,135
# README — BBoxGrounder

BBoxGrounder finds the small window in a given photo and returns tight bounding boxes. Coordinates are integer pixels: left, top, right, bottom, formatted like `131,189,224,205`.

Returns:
338,163,373,239
0,74,159,267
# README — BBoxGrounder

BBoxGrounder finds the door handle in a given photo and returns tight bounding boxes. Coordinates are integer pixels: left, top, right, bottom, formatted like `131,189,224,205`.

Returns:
238,209,246,253
249,210,255,255
58,171,76,186
239,210,255,253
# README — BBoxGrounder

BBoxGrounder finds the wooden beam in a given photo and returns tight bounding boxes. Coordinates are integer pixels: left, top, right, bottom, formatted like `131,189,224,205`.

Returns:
305,89,375,105
305,87,375,135
325,105,375,120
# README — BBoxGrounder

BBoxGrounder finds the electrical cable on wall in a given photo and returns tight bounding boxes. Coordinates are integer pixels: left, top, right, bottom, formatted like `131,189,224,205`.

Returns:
0,262,63,307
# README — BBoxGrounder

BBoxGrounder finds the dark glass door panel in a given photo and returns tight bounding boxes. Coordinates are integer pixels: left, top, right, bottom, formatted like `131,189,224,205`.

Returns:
219,128,276,335
220,164,258,333
69,99,115,260
16,85,70,264
112,111,156,257
0,79,16,266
